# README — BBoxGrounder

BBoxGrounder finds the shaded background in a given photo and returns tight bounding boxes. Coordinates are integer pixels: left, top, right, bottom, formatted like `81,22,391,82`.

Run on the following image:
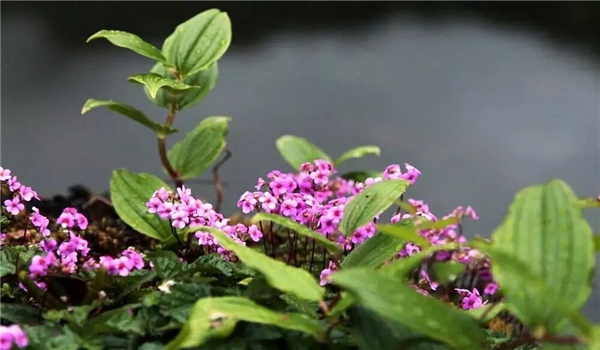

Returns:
1,3,599,319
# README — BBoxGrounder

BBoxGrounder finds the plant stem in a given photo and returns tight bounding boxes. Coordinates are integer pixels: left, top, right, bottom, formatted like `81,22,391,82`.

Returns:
158,95,183,188
212,147,232,213
309,239,316,273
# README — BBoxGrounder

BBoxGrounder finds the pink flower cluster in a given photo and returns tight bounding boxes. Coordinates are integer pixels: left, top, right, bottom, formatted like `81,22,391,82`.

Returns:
56,207,88,230
238,161,420,251
0,325,28,350
456,288,489,310
1,167,39,216
147,186,263,260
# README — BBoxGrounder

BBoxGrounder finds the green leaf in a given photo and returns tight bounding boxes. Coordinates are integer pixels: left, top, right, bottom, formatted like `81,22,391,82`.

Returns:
348,306,450,350
0,303,43,324
128,73,199,99
334,146,381,167
18,271,66,310
342,233,404,268
82,267,110,305
381,244,459,281
476,243,594,337
193,227,324,302
331,268,486,350
159,283,212,322
86,307,144,335
280,294,319,319
416,216,459,230
87,30,171,66
431,261,465,284
162,9,232,78
339,179,409,236
165,297,324,350
251,213,342,254
114,269,157,303
594,235,600,252
378,222,431,248
276,135,331,171
81,99,177,137
491,179,595,330
149,251,182,279
577,197,600,209
168,116,230,180
145,62,218,111
110,169,173,241
340,170,382,183
1,248,16,277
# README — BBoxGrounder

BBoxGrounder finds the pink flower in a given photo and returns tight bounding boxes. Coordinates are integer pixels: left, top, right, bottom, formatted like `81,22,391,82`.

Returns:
400,163,421,185
40,239,57,252
0,233,6,246
29,253,57,278
18,186,39,202
30,207,50,236
4,197,24,215
259,192,278,212
383,164,402,180
248,225,263,242
456,288,488,310
122,248,144,270
146,197,163,213
399,242,421,257
325,206,344,222
280,199,297,217
319,261,337,286
75,213,88,230
7,177,21,192
237,191,258,214
310,171,329,186
255,178,266,190
465,206,479,220
484,282,498,295
420,270,439,291
0,167,11,181
0,325,28,349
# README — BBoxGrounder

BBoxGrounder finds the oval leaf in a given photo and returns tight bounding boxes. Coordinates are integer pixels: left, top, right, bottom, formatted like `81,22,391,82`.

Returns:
87,30,171,66
251,213,342,254
331,268,486,350
276,135,332,171
145,62,218,111
110,169,173,241
165,297,324,350
81,99,177,137
377,222,431,248
342,233,404,269
128,73,200,99
162,9,231,78
339,179,409,236
168,116,230,180
334,146,381,166
476,243,594,337
492,179,595,323
193,227,324,301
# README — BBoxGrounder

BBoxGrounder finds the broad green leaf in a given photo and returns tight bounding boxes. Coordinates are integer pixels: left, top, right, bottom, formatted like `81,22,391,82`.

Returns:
378,223,431,248
340,170,382,183
334,146,381,166
149,251,182,279
86,307,144,335
0,303,43,324
492,179,595,326
339,179,409,236
82,267,110,305
81,99,177,137
162,9,232,78
1,248,16,277
168,116,230,180
114,270,157,303
251,213,342,253
332,268,486,350
431,261,465,284
476,243,594,337
128,73,199,99
342,234,404,268
348,306,450,350
279,294,319,318
87,30,171,66
276,135,331,171
194,227,324,301
159,283,212,322
145,62,218,111
110,169,173,241
165,297,324,350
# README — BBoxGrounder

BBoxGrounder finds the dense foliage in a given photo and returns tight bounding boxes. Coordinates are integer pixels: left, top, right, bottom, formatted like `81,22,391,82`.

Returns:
2,8,600,350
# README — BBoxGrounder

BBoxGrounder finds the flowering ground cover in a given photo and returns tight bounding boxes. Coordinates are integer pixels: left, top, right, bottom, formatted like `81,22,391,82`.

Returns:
1,8,599,350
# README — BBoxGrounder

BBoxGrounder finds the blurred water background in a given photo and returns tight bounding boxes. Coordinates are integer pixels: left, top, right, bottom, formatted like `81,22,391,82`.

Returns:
1,3,599,319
